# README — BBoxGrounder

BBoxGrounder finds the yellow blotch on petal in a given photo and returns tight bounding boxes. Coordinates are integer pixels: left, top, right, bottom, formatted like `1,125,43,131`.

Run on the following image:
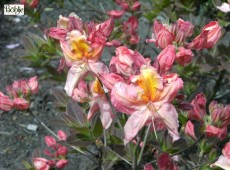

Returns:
92,78,104,95
134,66,163,102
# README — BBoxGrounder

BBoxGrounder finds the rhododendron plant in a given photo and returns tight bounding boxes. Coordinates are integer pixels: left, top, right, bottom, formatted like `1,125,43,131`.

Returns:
2,1,230,170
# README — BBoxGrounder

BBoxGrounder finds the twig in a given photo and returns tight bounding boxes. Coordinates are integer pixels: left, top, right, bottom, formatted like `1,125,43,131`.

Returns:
104,146,132,166
137,124,151,166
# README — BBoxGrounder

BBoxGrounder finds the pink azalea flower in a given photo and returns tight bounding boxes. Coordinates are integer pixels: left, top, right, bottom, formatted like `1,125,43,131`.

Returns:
58,16,113,96
111,65,183,144
211,142,230,169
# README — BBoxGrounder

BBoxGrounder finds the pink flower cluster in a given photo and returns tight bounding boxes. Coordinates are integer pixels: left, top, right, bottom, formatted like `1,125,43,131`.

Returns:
33,130,68,170
185,93,230,140
0,76,38,111
147,19,221,66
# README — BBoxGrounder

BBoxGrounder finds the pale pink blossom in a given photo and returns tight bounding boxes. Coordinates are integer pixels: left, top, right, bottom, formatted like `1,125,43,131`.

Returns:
111,66,183,144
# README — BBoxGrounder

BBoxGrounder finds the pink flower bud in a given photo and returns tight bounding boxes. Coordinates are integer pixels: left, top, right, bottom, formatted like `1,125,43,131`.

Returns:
187,21,221,50
106,40,122,47
56,159,68,169
151,20,174,49
33,158,50,170
43,149,54,157
28,76,39,94
107,10,125,19
45,136,56,147
188,93,207,122
156,45,176,74
157,153,178,170
20,80,30,96
185,120,196,139
202,21,222,48
49,28,67,41
57,130,67,141
178,102,193,111
29,0,39,8
56,146,68,157
210,101,230,128
13,98,29,111
176,47,193,66
98,17,114,37
144,163,155,170
0,95,13,111
172,18,194,43
6,85,17,98
131,1,141,11
205,125,227,140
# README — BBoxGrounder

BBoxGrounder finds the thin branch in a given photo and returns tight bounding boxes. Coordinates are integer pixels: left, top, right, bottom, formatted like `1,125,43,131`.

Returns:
104,146,132,166
137,124,151,166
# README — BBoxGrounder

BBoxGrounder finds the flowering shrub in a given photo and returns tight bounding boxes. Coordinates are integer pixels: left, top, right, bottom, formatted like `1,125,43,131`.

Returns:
1,0,230,169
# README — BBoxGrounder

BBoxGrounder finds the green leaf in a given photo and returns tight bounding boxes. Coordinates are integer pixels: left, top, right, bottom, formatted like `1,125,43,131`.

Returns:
93,116,103,138
27,33,47,47
109,135,123,145
21,160,32,170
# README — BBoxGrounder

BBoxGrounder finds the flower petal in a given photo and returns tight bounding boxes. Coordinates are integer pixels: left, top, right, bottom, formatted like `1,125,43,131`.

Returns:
124,106,151,144
157,103,179,141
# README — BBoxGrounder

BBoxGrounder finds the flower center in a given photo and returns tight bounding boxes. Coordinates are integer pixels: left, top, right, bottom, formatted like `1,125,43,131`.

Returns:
133,66,163,102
